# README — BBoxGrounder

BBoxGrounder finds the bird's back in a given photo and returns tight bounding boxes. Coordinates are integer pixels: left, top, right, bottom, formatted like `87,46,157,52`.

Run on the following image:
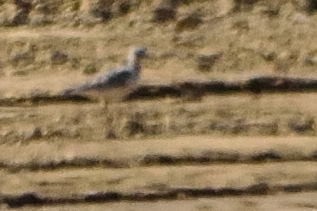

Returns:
62,66,139,100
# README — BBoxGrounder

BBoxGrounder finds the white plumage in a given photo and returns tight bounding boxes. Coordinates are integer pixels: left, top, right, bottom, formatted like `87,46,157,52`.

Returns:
62,47,148,102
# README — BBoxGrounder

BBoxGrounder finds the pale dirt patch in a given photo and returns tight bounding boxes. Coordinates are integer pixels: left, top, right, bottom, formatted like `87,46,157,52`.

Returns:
0,161,316,197
0,136,316,170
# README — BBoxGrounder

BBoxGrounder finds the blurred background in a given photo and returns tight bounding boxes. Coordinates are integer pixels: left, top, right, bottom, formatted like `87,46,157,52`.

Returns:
0,0,317,210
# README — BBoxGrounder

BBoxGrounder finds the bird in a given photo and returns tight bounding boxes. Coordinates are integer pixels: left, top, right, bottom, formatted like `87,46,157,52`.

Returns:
62,46,148,108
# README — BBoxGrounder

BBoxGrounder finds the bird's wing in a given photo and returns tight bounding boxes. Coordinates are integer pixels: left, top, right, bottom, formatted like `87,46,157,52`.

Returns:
62,67,135,96
92,68,135,89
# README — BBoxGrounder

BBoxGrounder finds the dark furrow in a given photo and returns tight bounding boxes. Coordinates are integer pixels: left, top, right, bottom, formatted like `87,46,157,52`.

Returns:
0,152,316,172
2,182,317,208
1,76,317,106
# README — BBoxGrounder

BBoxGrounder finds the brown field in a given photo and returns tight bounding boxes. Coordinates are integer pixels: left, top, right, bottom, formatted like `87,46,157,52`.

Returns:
0,0,317,210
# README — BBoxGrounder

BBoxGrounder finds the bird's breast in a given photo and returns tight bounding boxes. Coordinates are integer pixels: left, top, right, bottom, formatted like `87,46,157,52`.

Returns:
82,83,137,101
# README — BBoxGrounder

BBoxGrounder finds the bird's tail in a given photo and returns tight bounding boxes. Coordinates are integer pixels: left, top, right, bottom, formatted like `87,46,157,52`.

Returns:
60,87,79,97
60,83,91,97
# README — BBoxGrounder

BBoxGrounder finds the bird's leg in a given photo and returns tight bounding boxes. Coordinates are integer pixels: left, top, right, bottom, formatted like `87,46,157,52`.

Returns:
99,98,112,126
99,98,110,112
99,98,116,139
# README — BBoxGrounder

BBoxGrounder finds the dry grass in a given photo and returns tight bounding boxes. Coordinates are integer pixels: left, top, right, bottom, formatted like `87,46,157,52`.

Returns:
0,0,317,209
1,93,316,142
0,0,317,97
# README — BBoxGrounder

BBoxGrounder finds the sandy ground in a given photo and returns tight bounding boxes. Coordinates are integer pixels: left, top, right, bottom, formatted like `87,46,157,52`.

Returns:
0,0,317,210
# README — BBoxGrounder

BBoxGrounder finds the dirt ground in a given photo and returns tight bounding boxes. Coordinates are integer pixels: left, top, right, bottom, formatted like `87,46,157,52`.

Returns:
0,0,317,210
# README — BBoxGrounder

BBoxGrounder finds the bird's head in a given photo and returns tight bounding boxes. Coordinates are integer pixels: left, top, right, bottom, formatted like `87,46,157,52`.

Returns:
127,46,148,67
132,47,148,59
